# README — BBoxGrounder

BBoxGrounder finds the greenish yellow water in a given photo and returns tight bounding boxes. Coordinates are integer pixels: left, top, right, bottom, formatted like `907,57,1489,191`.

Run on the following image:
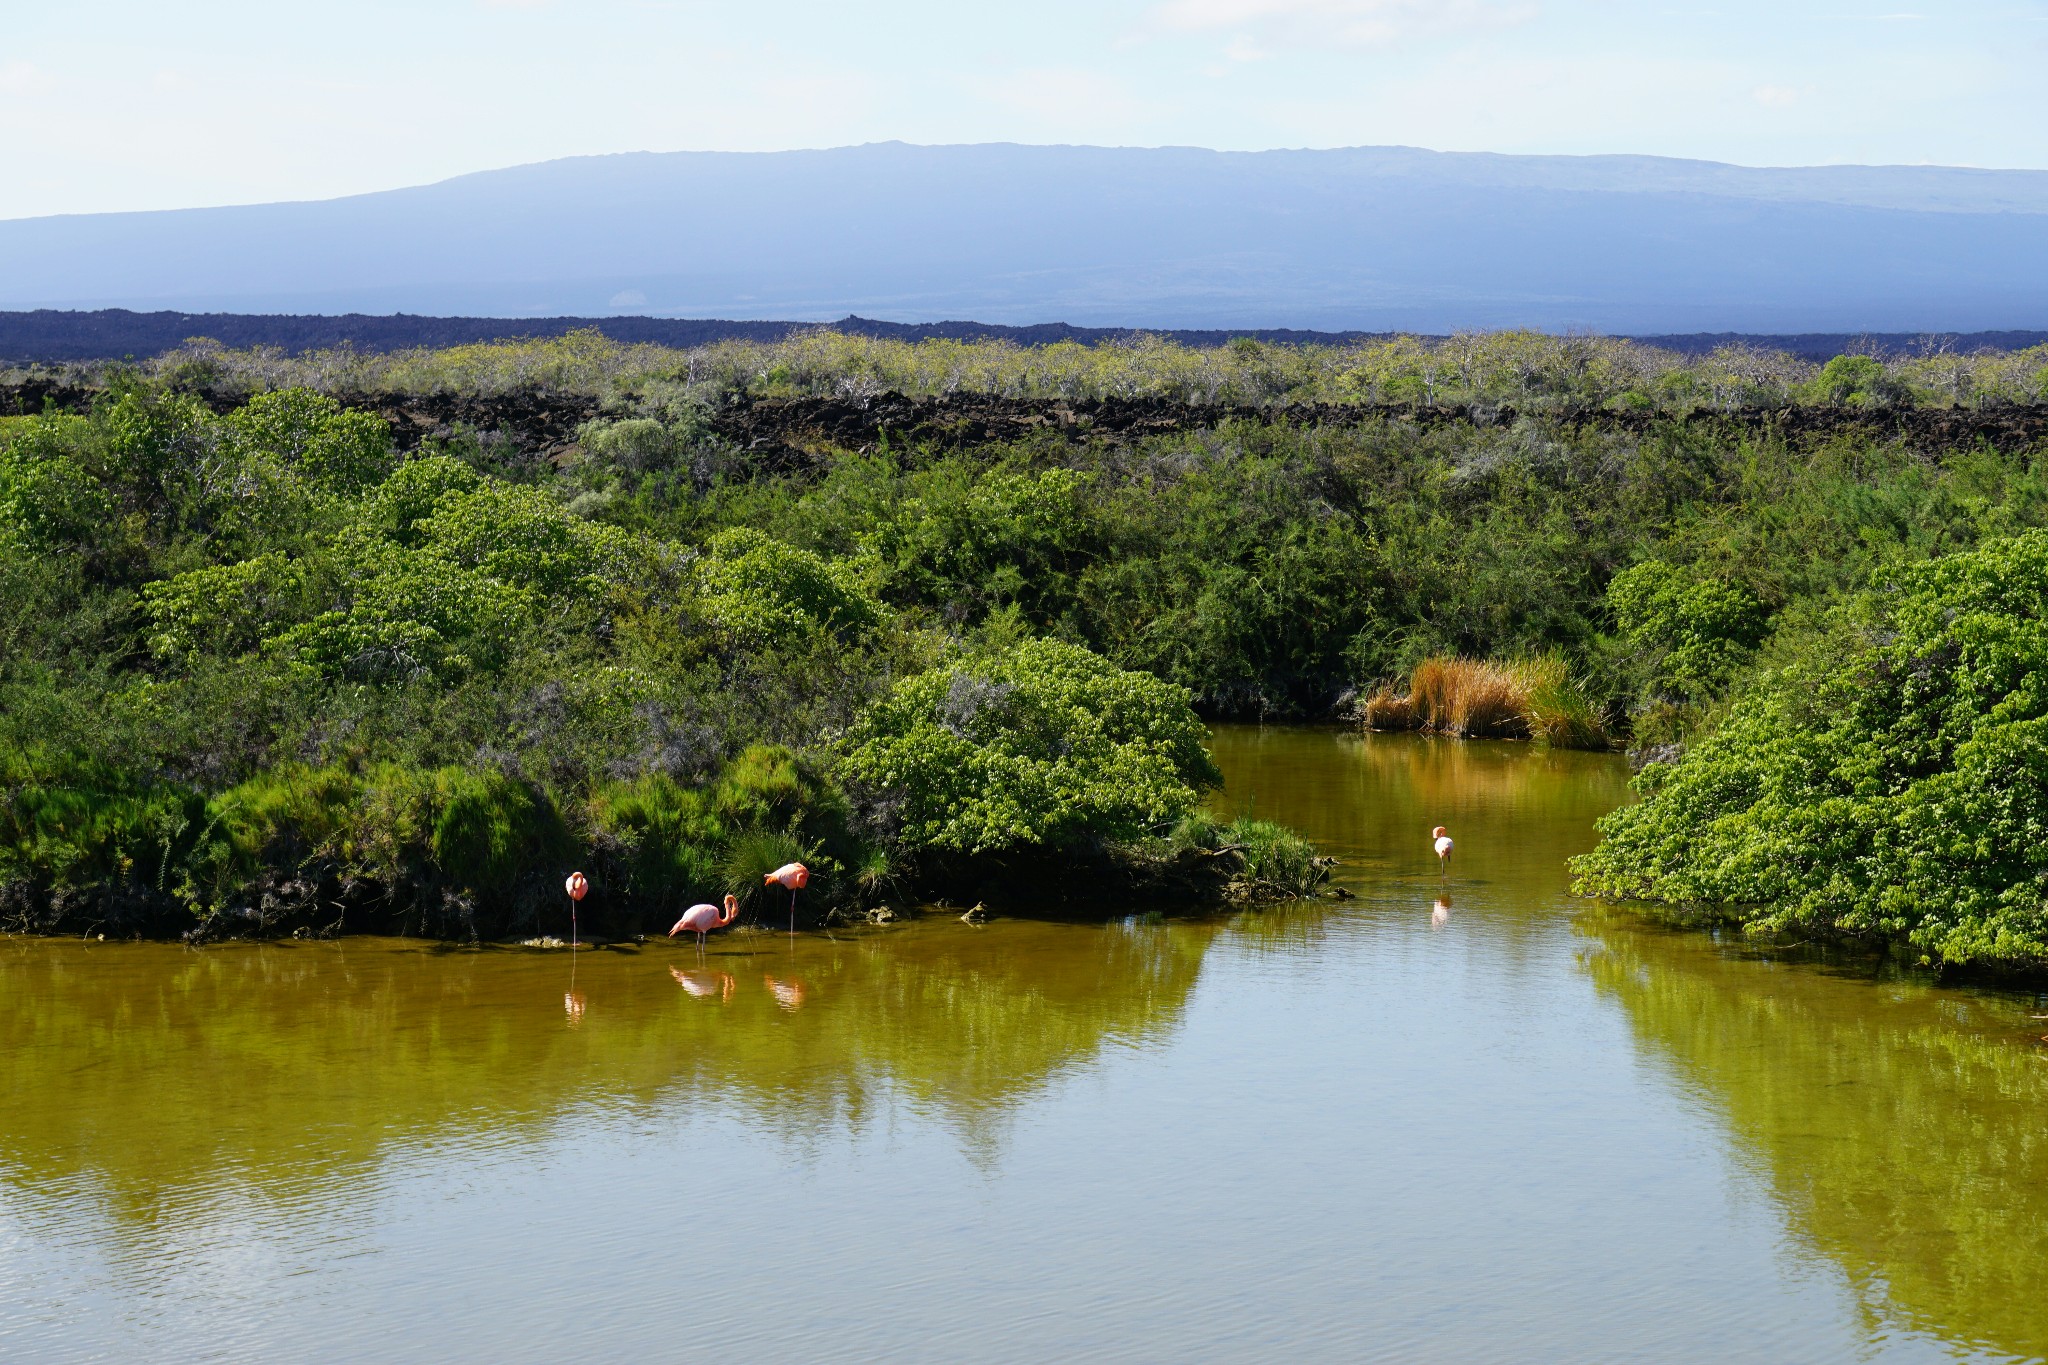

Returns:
5,727,2046,1363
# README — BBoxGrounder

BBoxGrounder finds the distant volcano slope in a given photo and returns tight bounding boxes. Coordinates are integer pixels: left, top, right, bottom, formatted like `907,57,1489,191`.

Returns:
3,143,2048,333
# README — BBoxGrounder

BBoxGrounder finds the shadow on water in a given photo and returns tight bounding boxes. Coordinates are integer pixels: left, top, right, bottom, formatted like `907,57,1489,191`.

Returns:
1581,908,2048,1362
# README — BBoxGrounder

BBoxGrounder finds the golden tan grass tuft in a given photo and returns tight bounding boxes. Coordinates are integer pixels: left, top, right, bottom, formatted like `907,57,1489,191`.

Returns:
1410,657,1529,738
1363,654,1607,749
1361,685,1415,731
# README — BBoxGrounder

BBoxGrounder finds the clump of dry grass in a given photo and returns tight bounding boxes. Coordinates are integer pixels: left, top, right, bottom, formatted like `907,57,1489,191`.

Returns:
1361,685,1414,731
1363,654,1607,750
1410,657,1529,738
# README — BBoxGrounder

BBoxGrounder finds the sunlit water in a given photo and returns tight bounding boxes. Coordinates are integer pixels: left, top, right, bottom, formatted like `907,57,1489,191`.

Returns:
6,728,2048,1363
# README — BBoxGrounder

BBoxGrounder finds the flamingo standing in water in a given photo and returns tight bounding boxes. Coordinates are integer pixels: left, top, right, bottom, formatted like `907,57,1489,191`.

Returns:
765,862,809,935
1432,826,1454,878
669,893,740,948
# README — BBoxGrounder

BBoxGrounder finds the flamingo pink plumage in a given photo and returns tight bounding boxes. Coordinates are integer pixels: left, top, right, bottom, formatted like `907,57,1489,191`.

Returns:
669,893,740,947
765,862,810,934
1432,825,1454,876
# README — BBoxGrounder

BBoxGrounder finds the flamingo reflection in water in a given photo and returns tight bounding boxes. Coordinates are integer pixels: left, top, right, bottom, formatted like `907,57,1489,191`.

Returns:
1432,895,1451,929
764,975,809,1012
565,936,588,1025
670,967,737,1003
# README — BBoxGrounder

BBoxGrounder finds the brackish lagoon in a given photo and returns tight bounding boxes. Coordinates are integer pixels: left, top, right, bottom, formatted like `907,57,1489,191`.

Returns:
4,728,2045,1363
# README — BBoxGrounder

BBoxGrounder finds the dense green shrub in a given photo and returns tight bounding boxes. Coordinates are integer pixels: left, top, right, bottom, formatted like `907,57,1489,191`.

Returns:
413,482,644,597
1217,817,1325,897
1574,530,2048,971
224,388,394,492
265,537,534,682
695,528,881,642
1605,560,1767,704
143,554,312,661
0,750,200,899
873,467,1094,626
0,419,116,553
363,454,482,543
838,638,1221,854
1803,354,1905,408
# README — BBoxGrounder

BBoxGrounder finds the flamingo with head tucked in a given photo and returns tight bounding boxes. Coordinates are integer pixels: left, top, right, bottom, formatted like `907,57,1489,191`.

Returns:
669,893,740,948
1432,826,1454,878
765,862,809,935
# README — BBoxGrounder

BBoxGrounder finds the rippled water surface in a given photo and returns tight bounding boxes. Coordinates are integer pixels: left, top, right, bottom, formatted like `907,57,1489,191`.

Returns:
6,728,2048,1363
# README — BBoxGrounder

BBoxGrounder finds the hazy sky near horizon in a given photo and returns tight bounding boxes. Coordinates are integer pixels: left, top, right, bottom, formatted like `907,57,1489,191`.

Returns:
4,0,2046,218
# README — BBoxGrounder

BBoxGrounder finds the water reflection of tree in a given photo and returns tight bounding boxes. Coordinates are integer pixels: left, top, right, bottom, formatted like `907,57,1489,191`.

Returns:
1208,728,1628,897
1581,913,2048,1362
0,920,1217,1224
1208,727,1629,981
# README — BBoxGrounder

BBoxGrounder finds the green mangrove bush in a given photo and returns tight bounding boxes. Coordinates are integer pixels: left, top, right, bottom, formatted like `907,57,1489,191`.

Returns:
839,638,1222,855
1574,529,2048,972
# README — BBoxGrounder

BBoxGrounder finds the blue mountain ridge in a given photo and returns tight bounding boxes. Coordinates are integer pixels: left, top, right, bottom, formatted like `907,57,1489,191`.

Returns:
5,142,2046,333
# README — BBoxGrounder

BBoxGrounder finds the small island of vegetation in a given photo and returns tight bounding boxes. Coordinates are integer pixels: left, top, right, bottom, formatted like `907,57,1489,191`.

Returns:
5,327,2048,967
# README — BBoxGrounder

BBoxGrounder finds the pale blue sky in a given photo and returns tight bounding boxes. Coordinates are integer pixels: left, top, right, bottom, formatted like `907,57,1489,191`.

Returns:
4,0,2046,218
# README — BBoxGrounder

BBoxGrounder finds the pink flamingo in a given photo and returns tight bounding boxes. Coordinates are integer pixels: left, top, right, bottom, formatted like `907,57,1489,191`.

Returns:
669,893,740,948
765,862,810,935
1432,826,1454,877
564,870,589,947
